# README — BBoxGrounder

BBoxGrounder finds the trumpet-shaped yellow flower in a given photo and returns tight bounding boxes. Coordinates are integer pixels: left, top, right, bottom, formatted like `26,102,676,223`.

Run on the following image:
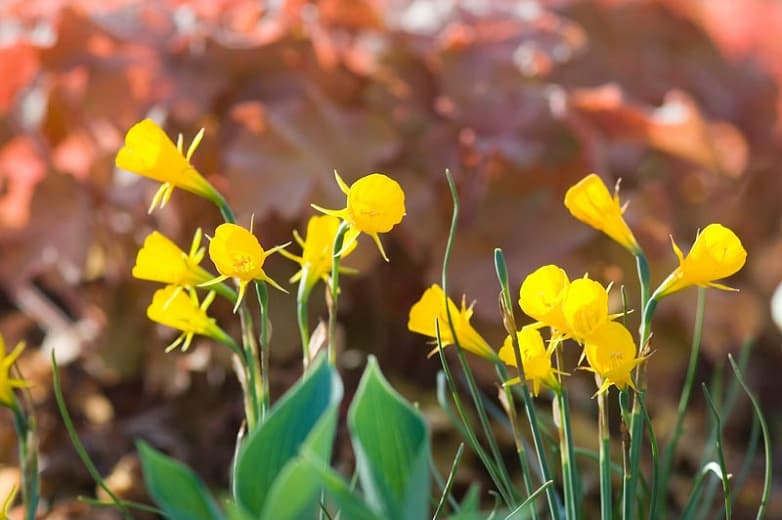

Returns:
116,119,222,212
499,326,561,396
565,173,641,254
562,277,609,342
147,286,232,352
133,229,214,288
205,223,288,312
655,223,747,298
312,171,405,261
0,336,29,408
408,284,497,361
279,215,358,296
583,321,645,396
519,264,571,332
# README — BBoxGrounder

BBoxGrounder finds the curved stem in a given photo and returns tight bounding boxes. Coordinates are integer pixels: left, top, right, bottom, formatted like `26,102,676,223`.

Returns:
238,307,261,429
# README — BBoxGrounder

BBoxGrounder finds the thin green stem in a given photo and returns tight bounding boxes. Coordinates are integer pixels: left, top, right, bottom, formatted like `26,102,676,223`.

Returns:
435,328,512,505
659,287,705,515
637,393,659,520
441,170,515,505
702,385,731,520
502,481,555,520
729,354,771,520
51,353,132,520
433,443,464,519
217,197,236,224
555,348,580,520
598,388,612,520
254,281,271,419
328,221,349,365
11,403,37,520
238,306,261,429
297,266,312,368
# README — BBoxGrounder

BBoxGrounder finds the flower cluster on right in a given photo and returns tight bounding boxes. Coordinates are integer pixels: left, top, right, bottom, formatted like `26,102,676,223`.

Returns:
409,173,747,398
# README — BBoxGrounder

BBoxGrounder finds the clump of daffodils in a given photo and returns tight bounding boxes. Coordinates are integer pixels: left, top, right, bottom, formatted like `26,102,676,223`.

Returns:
409,172,747,399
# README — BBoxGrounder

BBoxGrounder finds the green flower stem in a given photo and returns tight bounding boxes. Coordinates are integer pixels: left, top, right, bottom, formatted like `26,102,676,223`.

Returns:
702,385,731,520
635,254,650,312
211,280,238,304
237,306,261,430
10,402,38,520
51,353,132,520
296,266,312,368
659,288,706,515
432,443,464,519
598,388,612,520
217,197,236,224
555,348,580,520
441,170,515,505
638,393,660,519
435,324,512,505
624,265,657,520
254,281,271,420
494,248,562,520
729,354,771,520
328,221,349,366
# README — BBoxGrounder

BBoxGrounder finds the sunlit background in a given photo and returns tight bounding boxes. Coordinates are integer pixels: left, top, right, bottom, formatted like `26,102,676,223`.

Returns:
0,0,780,517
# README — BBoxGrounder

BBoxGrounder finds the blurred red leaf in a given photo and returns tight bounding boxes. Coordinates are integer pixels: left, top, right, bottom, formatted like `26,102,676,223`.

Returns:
0,137,47,228
0,43,39,113
569,85,748,177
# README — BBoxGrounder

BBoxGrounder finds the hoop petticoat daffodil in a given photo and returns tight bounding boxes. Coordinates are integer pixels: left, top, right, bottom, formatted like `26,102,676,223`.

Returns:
312,171,405,261
654,223,747,298
279,215,358,297
408,284,497,361
133,229,214,288
147,286,232,352
116,119,223,212
582,321,646,396
519,264,571,333
565,173,641,254
204,223,289,312
0,336,28,408
499,326,562,397
561,277,609,342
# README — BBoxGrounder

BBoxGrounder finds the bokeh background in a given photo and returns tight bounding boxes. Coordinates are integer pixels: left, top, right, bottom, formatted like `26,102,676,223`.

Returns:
0,0,781,517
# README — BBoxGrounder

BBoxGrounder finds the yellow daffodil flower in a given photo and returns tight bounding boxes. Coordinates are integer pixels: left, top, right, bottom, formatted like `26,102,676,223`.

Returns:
583,321,645,396
133,229,214,288
312,171,405,261
499,326,561,396
116,119,223,212
654,223,747,298
518,264,571,333
0,336,28,408
147,286,232,352
408,284,497,361
562,277,609,342
205,223,289,312
565,173,641,254
279,215,358,297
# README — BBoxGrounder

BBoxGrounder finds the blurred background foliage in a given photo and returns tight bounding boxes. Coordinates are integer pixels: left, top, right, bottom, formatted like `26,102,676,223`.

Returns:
0,0,780,517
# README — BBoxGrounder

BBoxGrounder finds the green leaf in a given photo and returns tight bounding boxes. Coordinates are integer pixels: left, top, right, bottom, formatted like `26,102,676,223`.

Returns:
234,355,342,517
348,356,431,520
137,441,223,520
304,455,383,520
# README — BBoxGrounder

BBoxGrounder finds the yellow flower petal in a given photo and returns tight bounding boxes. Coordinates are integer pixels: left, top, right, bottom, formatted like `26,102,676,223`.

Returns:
132,230,213,287
518,264,571,332
408,284,496,361
209,223,267,282
116,119,221,206
564,173,640,254
562,277,609,342
147,286,230,348
0,337,28,408
499,326,560,396
655,223,747,298
583,321,644,395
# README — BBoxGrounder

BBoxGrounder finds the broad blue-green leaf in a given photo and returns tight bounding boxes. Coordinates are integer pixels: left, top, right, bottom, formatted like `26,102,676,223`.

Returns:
234,355,342,517
259,407,338,519
304,454,383,520
137,441,223,520
348,356,431,519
